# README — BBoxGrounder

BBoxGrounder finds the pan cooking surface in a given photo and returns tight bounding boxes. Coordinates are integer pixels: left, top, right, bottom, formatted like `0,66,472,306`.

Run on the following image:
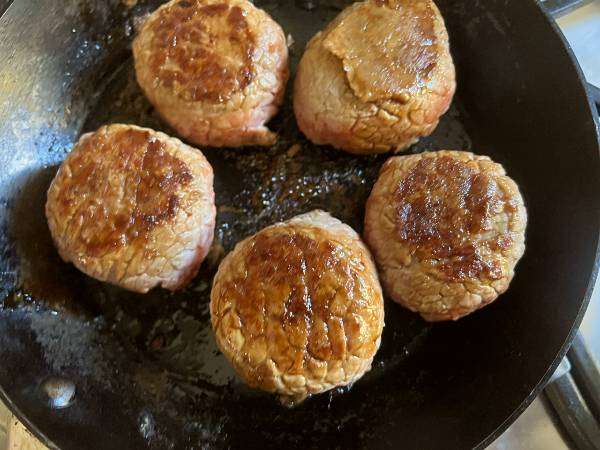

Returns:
0,0,598,449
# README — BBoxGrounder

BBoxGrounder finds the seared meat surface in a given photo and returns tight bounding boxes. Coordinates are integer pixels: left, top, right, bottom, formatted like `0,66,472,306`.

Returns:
364,151,527,321
294,0,455,154
211,210,384,403
133,0,289,147
46,124,216,293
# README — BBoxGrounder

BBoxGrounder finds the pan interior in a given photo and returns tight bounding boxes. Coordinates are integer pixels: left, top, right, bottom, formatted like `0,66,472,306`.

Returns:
0,0,598,449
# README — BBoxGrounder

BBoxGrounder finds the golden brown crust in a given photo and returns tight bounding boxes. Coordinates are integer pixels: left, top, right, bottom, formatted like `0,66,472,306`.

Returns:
364,151,527,321
293,0,455,154
147,0,255,103
133,0,289,147
211,210,384,402
46,124,216,293
323,0,437,103
393,155,512,281
55,127,194,256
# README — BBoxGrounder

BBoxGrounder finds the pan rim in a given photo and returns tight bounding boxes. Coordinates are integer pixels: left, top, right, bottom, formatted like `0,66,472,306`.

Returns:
0,0,599,449
475,0,600,447
0,384,59,449
0,6,58,450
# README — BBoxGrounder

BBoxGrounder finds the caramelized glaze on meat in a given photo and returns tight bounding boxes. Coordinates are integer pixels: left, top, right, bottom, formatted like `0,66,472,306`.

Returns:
148,0,255,103
46,124,216,293
293,0,455,154
364,151,527,321
133,0,289,147
211,210,384,402
225,231,378,363
56,128,194,257
323,0,437,102
394,155,512,281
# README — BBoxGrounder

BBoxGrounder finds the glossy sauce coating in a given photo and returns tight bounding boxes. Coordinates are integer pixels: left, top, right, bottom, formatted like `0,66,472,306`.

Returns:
364,151,527,321
45,124,216,293
211,211,384,400
148,0,255,102
394,155,510,281
225,230,375,363
55,128,193,257
323,0,437,102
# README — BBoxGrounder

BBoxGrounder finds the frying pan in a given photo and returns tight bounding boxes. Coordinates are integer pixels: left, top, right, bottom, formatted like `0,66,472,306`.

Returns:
0,0,598,448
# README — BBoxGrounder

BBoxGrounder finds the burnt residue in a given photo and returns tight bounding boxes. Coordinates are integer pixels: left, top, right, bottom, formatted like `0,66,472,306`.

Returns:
0,200,19,301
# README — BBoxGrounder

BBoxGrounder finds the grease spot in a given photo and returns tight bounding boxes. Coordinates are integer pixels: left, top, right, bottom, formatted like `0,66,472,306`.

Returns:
42,377,76,409
138,410,156,440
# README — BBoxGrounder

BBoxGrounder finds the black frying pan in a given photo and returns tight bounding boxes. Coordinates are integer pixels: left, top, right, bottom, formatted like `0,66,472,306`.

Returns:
0,0,598,449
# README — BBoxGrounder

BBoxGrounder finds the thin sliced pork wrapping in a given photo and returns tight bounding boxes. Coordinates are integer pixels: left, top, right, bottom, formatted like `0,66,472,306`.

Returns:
133,0,289,147
294,0,456,154
364,151,527,321
211,210,384,404
45,124,216,293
